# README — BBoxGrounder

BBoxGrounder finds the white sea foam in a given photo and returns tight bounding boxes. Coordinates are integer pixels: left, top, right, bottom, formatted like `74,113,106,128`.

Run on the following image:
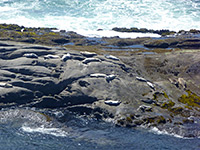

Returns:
21,125,69,137
77,30,161,38
0,0,199,37
150,127,194,139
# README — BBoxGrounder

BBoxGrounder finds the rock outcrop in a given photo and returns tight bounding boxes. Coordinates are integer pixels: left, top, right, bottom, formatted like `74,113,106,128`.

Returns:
0,33,200,138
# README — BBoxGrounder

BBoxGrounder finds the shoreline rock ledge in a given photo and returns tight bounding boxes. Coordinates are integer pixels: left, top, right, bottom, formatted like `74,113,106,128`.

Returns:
1,40,200,138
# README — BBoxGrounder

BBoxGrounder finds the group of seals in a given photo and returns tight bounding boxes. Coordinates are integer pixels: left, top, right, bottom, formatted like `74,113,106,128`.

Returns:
136,76,155,90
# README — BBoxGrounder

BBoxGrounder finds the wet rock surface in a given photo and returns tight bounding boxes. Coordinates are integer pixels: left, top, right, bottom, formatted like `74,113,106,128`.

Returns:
1,24,200,138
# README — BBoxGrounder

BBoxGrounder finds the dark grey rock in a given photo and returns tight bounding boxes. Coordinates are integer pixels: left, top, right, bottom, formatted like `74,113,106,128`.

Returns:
141,99,155,104
3,66,52,77
0,86,34,104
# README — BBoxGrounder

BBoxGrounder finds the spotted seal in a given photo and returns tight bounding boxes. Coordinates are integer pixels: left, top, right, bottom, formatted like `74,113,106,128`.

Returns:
44,54,60,59
105,55,120,61
23,53,38,58
90,73,107,78
80,51,97,57
82,58,101,64
104,100,121,106
61,53,72,61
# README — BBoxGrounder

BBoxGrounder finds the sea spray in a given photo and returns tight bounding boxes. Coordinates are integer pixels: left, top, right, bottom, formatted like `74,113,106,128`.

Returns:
0,0,199,37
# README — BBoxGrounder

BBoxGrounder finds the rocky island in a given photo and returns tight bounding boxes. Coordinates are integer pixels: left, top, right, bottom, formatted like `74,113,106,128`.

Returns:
1,24,200,138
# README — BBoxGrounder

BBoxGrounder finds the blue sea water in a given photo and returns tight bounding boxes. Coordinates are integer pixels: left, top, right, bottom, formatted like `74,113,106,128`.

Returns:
0,0,200,37
0,108,200,150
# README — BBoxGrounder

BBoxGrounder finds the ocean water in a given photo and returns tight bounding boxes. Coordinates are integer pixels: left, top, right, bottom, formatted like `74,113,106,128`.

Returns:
0,108,200,150
0,0,199,37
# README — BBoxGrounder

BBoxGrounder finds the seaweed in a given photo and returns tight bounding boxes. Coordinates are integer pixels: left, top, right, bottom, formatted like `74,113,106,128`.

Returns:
38,112,52,122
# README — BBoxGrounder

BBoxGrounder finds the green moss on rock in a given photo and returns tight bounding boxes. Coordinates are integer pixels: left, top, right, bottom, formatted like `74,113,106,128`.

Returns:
178,90,200,108
182,119,194,124
0,23,22,31
161,100,175,109
143,117,155,124
153,91,169,101
169,107,183,114
156,116,166,124
38,112,52,122
126,116,133,123
163,91,169,99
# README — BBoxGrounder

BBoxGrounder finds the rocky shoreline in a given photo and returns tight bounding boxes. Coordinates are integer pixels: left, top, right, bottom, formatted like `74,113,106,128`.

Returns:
1,24,200,138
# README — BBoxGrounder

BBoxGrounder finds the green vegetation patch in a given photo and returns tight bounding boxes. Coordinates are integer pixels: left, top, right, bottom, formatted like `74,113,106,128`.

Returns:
161,100,175,109
153,91,169,101
178,90,200,108
0,23,22,31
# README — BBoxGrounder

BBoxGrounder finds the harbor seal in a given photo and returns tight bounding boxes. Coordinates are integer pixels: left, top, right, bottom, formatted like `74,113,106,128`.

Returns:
105,55,120,61
82,58,101,64
138,105,152,112
104,100,121,106
61,53,72,61
23,53,38,58
44,54,60,59
146,81,155,90
90,73,107,78
80,51,97,57
178,78,187,89
136,76,147,82
0,82,12,88
106,74,116,82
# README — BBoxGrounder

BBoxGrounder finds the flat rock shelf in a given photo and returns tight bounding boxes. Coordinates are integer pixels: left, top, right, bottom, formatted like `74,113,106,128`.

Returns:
0,27,200,138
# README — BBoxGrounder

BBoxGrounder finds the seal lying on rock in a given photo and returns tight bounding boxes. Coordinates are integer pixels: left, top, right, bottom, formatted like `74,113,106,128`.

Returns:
105,55,120,61
44,54,60,59
23,53,38,58
106,74,116,82
61,53,72,61
178,78,187,89
80,51,97,57
136,76,147,82
169,78,179,87
90,73,107,78
104,100,121,106
136,76,155,90
137,105,152,112
82,58,101,64
146,81,155,90
0,82,12,88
